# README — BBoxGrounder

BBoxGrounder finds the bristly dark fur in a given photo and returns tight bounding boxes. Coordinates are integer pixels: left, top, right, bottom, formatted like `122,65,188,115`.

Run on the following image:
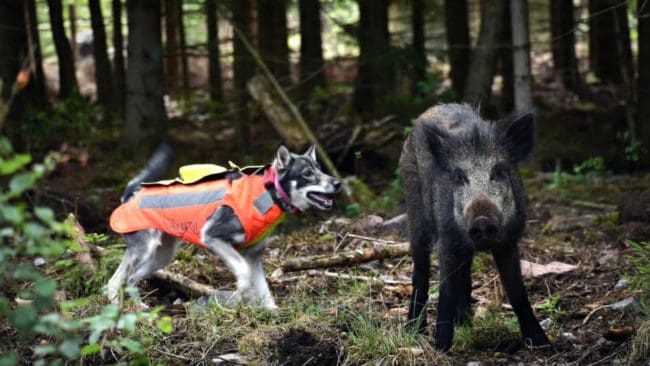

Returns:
400,103,551,352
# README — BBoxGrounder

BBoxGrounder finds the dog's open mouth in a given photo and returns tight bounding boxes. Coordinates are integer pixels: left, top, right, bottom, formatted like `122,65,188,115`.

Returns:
307,192,334,209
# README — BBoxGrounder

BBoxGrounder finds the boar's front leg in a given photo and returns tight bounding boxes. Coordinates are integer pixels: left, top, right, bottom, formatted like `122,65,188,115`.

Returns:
492,245,552,348
407,225,434,333
435,242,474,351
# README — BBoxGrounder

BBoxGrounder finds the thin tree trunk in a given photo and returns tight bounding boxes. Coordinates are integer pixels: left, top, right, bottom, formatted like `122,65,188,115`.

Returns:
298,0,325,98
68,4,77,59
177,0,189,91
232,0,255,148
46,0,78,98
0,0,28,135
125,0,167,145
588,0,627,84
463,0,506,107
500,0,514,113
89,0,113,114
258,0,290,84
411,0,427,95
112,0,126,119
206,0,222,101
353,0,392,115
164,0,179,92
24,0,47,107
444,0,470,98
510,0,532,112
638,0,650,163
549,0,582,91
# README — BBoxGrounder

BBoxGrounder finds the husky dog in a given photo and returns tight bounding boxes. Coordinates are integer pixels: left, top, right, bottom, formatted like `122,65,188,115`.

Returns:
107,144,341,310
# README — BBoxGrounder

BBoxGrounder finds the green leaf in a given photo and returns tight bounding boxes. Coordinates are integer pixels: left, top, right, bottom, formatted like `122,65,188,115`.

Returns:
0,205,23,225
80,343,101,355
156,316,173,334
12,305,38,332
0,154,31,175
117,313,138,332
119,338,145,355
34,207,55,224
58,338,81,359
33,344,57,356
8,173,34,197
24,222,47,240
0,352,18,366
34,278,57,299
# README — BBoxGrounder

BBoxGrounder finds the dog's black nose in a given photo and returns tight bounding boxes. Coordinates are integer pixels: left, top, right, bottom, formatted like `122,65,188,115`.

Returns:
332,180,341,192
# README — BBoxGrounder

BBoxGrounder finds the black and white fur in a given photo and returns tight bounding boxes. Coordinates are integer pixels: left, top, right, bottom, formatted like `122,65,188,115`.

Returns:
107,144,341,310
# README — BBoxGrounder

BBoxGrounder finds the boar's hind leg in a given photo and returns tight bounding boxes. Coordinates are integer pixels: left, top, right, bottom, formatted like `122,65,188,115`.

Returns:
493,246,552,348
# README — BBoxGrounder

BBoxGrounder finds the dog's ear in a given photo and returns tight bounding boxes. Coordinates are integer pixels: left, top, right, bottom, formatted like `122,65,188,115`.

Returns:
275,145,292,173
303,144,317,161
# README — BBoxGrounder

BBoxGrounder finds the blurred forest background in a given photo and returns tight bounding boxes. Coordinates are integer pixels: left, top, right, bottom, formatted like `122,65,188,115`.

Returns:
2,0,650,364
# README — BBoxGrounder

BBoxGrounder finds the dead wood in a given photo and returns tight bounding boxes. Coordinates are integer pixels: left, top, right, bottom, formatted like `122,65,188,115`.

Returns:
247,75,307,149
150,269,216,298
280,243,410,272
65,213,97,277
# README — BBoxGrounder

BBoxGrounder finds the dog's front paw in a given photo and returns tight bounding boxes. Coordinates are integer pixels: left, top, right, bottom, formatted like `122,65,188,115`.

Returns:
262,301,278,311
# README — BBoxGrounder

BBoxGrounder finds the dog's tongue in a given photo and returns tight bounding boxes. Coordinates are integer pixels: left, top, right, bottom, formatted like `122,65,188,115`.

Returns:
309,193,332,206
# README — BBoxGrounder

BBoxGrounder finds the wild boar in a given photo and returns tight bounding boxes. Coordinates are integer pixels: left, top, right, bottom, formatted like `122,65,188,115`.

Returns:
399,103,551,351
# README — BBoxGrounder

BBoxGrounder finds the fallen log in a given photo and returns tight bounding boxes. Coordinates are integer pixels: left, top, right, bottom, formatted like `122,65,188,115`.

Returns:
65,213,97,277
280,243,410,273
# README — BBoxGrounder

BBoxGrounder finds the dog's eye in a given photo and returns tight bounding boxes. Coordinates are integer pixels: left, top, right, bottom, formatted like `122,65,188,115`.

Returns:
302,170,315,179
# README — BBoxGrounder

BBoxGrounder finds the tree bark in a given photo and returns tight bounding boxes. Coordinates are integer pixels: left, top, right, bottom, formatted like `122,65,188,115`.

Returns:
164,0,179,92
411,0,427,95
112,0,126,119
125,0,167,145
0,0,28,132
549,0,581,91
24,0,47,108
638,0,650,163
258,0,290,85
46,0,78,98
89,0,113,114
232,0,255,147
588,0,629,84
353,0,393,115
463,0,506,107
500,0,514,113
206,0,222,101
510,0,532,112
177,0,189,92
281,243,410,272
444,0,470,98
298,0,325,98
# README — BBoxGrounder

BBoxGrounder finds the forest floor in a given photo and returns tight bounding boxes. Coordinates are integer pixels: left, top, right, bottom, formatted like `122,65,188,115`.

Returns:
6,144,648,365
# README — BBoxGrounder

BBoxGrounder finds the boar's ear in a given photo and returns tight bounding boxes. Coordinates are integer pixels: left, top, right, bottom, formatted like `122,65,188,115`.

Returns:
499,111,535,163
423,124,449,162
275,144,292,173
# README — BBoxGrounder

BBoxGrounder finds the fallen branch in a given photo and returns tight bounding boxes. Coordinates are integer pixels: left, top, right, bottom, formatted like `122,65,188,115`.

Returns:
150,269,216,298
65,213,97,277
280,243,410,272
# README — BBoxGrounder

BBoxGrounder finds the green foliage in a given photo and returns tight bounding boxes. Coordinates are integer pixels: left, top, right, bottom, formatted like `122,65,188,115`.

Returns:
452,308,520,352
625,240,650,305
23,95,98,146
0,136,168,364
618,130,645,164
547,156,610,197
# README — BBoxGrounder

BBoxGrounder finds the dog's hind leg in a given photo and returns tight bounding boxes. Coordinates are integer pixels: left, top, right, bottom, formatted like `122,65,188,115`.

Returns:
242,240,276,310
107,230,180,306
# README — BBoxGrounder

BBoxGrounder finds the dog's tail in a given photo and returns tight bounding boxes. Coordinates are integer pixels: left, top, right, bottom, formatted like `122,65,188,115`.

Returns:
121,142,174,202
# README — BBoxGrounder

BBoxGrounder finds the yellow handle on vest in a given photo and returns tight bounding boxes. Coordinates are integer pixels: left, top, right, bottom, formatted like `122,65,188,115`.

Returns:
179,164,228,183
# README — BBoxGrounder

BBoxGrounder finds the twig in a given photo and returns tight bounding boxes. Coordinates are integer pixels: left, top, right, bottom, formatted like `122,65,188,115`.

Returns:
65,214,97,277
280,243,410,272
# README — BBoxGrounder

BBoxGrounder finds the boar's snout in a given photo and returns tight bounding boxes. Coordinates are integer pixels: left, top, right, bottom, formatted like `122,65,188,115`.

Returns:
465,195,502,243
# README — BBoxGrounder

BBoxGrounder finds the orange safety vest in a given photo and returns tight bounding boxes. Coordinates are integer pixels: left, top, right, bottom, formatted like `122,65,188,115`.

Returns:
109,171,285,250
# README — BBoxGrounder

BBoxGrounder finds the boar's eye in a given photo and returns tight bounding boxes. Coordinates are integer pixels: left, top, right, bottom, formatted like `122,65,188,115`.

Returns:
490,164,509,181
451,168,468,186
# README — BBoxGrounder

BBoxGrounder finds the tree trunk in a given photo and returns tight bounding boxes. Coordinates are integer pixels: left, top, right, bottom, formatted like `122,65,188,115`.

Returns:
499,0,514,113
549,0,581,91
125,0,167,145
164,0,179,92
411,0,427,95
112,0,126,119
353,0,393,115
89,0,113,114
232,0,255,147
68,4,77,58
206,0,222,101
258,0,290,85
588,0,628,84
298,0,325,98
46,0,78,98
24,0,47,108
463,0,506,107
177,0,189,91
638,0,650,163
0,0,27,130
444,0,470,98
510,0,532,112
